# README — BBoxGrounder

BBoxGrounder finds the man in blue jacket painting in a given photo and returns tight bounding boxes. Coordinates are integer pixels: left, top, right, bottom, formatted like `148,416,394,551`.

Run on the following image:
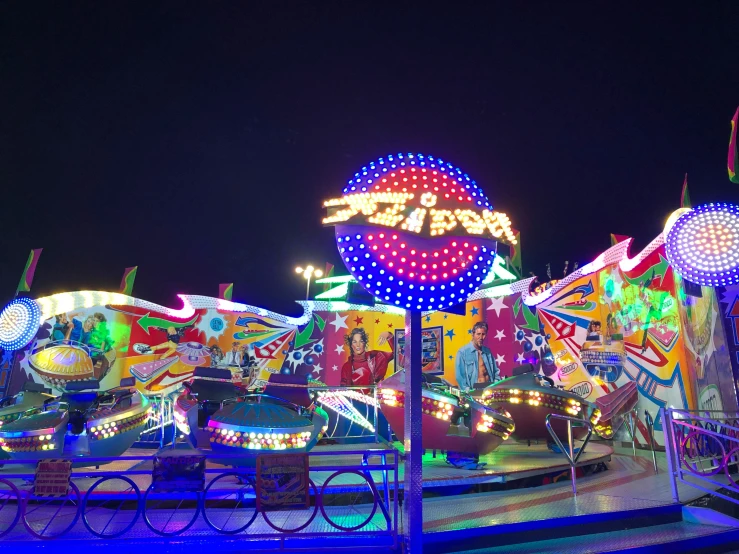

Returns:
455,322,500,391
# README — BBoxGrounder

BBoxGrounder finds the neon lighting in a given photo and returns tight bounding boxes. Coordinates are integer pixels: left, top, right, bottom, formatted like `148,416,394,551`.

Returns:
481,256,519,285
30,292,312,328
0,297,42,351
664,202,739,286
315,282,350,300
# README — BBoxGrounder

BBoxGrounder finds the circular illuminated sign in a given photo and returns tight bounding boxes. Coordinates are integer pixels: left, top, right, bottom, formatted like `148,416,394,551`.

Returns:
0,297,42,351
323,153,515,311
664,202,739,287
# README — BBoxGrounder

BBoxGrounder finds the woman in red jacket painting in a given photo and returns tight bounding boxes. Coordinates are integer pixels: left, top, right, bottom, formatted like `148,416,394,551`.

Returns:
341,328,395,386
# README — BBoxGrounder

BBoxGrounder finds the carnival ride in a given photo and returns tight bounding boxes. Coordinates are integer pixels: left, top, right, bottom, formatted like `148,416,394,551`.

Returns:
174,372,329,463
0,377,150,463
378,369,515,468
480,364,637,445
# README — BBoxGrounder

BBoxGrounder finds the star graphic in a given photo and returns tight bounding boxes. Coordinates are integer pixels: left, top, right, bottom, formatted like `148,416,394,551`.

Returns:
387,323,393,329
330,313,349,332
487,297,508,317
494,329,506,341
334,344,346,355
331,365,338,372
495,353,506,366
425,315,431,323
470,306,479,316
515,353,525,364
445,329,456,340
467,329,472,334
313,363,323,373
448,355,453,360
443,314,448,319
354,316,364,325
375,319,380,324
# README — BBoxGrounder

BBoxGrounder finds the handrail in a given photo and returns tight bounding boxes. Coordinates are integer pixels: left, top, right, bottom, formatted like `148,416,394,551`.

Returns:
544,413,593,495
644,410,658,473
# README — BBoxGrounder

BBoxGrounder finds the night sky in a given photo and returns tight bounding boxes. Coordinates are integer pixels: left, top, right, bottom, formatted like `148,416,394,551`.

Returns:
2,3,738,315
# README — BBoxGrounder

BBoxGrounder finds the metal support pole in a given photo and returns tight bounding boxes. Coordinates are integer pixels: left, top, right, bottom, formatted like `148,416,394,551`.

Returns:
305,275,311,301
567,419,577,495
373,386,379,444
628,410,637,457
403,309,423,554
645,410,658,473
661,408,680,503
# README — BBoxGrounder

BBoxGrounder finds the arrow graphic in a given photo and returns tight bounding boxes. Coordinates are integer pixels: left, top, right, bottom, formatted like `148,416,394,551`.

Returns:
137,313,198,334
623,255,670,287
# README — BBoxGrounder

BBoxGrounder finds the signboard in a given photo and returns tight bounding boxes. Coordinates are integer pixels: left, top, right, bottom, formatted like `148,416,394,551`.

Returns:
151,451,206,492
256,453,310,511
395,326,444,374
34,459,72,497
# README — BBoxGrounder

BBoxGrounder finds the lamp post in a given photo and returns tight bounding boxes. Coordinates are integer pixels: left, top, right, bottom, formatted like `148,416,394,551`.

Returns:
295,265,323,300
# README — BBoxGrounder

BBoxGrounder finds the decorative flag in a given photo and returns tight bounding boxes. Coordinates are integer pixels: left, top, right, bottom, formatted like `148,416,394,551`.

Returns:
119,266,138,295
323,263,335,292
507,229,522,276
610,234,630,247
729,106,738,184
680,173,691,208
219,283,233,301
16,248,43,293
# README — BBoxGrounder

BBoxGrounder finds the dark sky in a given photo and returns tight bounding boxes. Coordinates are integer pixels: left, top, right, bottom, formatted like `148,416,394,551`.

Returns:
1,2,738,316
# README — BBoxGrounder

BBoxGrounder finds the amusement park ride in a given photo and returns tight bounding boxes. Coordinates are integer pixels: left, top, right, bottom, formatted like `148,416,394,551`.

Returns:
0,138,737,552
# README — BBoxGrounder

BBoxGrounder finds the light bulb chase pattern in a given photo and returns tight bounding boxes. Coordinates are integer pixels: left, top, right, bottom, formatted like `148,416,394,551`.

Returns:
322,153,516,311
665,202,739,287
0,297,42,351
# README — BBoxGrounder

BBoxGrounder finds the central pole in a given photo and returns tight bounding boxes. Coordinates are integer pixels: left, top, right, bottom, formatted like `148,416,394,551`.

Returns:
403,309,423,553
305,275,311,300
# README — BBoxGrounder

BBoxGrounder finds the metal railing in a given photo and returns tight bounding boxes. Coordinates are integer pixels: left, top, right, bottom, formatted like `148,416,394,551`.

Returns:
544,413,593,495
0,448,399,548
663,408,739,505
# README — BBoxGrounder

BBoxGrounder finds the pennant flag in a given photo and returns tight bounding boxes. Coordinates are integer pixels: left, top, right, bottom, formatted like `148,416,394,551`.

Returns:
680,173,691,208
119,266,138,295
323,263,335,292
729,106,739,184
610,234,630,247
16,248,43,293
508,229,522,276
219,283,233,301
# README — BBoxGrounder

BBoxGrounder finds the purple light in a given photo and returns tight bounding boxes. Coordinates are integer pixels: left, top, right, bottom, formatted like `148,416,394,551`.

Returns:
664,202,739,287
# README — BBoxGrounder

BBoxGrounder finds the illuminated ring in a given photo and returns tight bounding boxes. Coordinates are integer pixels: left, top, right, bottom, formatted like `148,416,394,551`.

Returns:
664,202,739,287
202,472,258,534
82,476,141,538
0,478,22,538
22,481,82,539
319,470,379,532
0,297,41,351
680,430,726,477
142,483,200,536
260,479,318,533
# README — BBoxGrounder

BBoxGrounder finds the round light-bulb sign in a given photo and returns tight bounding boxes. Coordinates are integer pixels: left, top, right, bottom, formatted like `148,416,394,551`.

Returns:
322,153,516,311
0,296,42,351
664,202,739,287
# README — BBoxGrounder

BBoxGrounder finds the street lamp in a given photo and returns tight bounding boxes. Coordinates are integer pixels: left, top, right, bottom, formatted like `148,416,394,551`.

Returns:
295,265,323,300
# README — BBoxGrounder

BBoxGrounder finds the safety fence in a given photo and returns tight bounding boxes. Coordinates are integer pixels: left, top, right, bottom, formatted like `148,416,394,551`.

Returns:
0,448,398,550
663,409,739,504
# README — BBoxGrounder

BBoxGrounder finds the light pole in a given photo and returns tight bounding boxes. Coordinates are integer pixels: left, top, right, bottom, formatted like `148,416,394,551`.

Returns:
295,265,323,300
